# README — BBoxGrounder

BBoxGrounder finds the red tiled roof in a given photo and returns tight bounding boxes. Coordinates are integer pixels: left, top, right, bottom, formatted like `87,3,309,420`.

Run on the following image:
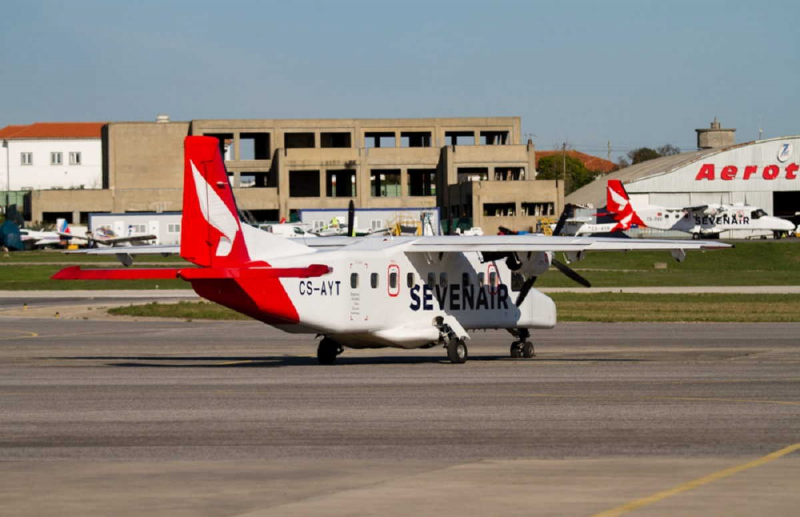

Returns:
535,150,618,174
0,122,106,140
0,125,27,139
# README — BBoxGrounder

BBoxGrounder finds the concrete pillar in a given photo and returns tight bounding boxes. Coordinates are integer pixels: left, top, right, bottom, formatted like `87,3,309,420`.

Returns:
489,166,495,181
400,168,408,197
72,210,81,225
233,132,240,161
314,131,321,148
278,151,289,219
319,169,327,197
395,131,401,148
232,171,241,188
474,130,480,145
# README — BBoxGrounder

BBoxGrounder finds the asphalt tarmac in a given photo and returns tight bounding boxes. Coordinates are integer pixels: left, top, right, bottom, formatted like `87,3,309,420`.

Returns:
1,315,799,516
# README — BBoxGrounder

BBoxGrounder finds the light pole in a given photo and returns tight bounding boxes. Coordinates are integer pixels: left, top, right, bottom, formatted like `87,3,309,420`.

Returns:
3,139,9,217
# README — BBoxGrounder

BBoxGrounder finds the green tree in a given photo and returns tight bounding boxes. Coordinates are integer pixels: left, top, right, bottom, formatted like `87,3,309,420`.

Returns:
536,155,601,195
627,147,661,164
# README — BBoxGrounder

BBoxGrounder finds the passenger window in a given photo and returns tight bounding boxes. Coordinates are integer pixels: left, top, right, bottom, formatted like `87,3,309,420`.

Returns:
462,272,470,286
427,272,436,287
350,273,359,289
389,272,398,289
478,272,485,286
439,272,448,288
407,272,415,288
371,272,379,288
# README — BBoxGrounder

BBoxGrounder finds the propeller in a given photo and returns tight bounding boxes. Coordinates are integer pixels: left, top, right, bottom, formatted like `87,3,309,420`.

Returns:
515,275,537,307
347,199,355,237
550,202,592,288
551,203,575,238
552,258,592,288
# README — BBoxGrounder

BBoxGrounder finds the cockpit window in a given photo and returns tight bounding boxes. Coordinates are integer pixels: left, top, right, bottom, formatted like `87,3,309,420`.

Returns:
751,209,767,220
293,227,305,235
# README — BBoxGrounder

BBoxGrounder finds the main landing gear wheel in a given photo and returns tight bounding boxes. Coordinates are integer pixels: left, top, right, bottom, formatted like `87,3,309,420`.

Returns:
510,341,535,358
447,338,468,364
317,337,342,365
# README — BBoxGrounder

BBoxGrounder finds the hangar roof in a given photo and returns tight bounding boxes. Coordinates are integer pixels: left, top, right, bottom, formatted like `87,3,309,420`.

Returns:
566,148,719,207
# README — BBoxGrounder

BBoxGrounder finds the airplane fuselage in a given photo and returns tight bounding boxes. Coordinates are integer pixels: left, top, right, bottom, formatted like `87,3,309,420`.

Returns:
635,204,795,236
190,241,556,350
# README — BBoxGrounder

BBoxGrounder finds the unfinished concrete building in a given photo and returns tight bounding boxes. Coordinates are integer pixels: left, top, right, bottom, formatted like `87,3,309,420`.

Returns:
31,117,563,235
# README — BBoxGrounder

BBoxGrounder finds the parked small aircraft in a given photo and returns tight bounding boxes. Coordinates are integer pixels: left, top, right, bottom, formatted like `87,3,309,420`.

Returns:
53,137,730,364
572,180,795,239
61,227,158,248
20,219,74,248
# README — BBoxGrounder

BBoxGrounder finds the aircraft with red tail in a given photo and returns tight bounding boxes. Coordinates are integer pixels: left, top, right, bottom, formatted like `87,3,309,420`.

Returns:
54,137,730,364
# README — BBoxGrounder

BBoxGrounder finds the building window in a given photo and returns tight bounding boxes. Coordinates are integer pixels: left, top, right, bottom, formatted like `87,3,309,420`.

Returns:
480,131,509,145
483,203,516,217
51,152,62,165
400,132,432,148
445,131,475,146
365,132,395,148
20,152,32,166
326,170,356,198
285,133,315,149
69,152,82,165
408,169,436,196
457,167,488,183
321,132,352,148
240,133,271,160
128,224,147,234
289,170,320,197
521,202,554,217
370,169,401,197
494,167,525,181
168,223,181,233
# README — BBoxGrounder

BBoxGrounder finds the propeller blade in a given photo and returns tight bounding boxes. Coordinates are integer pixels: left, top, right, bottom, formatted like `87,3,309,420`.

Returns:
515,276,537,307
552,203,574,237
347,199,355,237
552,258,592,288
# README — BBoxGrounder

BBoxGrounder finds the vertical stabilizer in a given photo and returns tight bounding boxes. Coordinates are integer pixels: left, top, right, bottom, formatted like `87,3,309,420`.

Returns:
181,136,250,267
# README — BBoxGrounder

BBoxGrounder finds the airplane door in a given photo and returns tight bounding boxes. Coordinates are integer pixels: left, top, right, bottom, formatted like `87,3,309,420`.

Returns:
348,262,370,323
148,220,160,244
113,221,125,238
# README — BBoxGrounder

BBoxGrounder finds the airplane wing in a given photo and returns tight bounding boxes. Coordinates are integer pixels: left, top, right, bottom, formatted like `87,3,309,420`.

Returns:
402,235,730,253
68,244,181,255
682,205,709,213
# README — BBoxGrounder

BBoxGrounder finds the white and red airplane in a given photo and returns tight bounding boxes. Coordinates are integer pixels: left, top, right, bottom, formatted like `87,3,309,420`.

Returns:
571,180,796,239
53,137,730,364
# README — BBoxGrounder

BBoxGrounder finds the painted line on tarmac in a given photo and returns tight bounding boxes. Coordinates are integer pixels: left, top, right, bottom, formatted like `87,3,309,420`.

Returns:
0,330,39,341
653,395,800,407
592,443,800,517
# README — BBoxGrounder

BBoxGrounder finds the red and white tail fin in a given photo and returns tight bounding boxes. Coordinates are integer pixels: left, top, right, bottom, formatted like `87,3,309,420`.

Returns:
606,180,631,214
181,136,250,267
606,180,645,230
180,136,311,267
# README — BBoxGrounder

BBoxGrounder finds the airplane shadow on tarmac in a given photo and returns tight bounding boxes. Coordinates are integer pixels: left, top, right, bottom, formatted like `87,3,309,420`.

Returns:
49,355,643,368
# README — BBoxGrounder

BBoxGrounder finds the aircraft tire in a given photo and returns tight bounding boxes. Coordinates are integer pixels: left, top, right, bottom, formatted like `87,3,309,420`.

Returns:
317,338,339,365
522,341,535,358
448,338,468,364
510,342,522,359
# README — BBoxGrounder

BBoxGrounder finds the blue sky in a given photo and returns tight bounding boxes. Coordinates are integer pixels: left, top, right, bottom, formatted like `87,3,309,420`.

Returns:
2,0,798,160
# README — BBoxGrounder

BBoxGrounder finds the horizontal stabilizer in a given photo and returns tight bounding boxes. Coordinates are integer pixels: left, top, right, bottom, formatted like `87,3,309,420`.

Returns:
52,264,332,281
51,266,181,280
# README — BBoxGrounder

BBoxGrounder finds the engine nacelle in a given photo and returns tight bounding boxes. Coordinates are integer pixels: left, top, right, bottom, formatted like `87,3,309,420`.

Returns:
513,251,552,276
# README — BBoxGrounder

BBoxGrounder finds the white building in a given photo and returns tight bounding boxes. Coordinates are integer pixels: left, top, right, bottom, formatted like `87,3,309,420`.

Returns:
299,207,440,235
0,122,105,191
